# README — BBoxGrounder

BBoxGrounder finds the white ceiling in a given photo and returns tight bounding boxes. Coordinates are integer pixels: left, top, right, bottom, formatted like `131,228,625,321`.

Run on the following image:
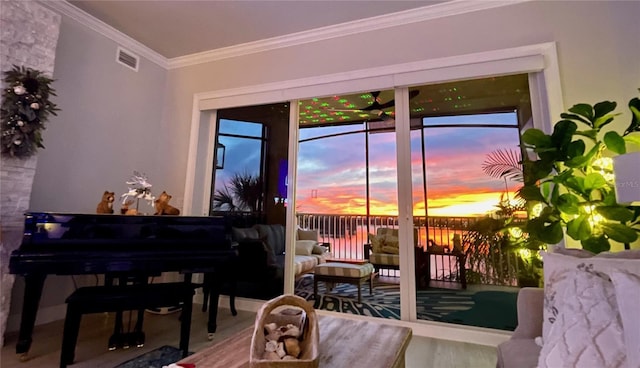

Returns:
68,0,446,59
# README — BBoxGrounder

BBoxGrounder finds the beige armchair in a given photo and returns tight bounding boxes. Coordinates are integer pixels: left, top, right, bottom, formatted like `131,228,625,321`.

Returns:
364,227,418,272
496,288,544,368
294,228,331,276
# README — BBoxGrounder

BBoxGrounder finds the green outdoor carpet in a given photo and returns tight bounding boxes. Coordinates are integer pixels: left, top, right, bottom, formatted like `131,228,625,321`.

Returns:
294,274,518,331
441,290,519,330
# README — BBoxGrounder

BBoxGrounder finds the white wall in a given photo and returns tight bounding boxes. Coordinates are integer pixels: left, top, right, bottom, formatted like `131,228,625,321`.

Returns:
29,14,168,214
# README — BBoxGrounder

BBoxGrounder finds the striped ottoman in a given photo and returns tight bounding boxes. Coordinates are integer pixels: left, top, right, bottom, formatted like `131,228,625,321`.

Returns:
313,262,375,303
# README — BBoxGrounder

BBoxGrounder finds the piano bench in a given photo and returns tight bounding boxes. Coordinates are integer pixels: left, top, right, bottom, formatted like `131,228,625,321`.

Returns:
60,282,195,368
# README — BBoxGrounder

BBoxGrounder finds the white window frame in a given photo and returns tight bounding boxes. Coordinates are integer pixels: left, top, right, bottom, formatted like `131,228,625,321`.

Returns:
183,42,563,346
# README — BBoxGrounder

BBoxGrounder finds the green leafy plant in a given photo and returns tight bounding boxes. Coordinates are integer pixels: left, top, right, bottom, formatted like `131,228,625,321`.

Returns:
460,195,541,287
462,215,516,285
480,150,544,286
1,65,59,158
518,96,640,253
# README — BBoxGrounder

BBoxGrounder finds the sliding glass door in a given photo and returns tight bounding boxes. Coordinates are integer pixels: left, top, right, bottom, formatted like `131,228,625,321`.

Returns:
191,46,557,331
210,102,290,301
296,89,401,317
292,76,534,327
205,74,538,330
409,75,532,330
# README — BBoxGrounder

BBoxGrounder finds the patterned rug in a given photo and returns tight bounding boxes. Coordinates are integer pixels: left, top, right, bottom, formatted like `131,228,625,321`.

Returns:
294,274,517,331
115,345,191,368
295,275,403,319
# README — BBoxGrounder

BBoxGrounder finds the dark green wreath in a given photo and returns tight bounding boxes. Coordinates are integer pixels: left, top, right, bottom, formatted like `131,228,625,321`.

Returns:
1,65,59,158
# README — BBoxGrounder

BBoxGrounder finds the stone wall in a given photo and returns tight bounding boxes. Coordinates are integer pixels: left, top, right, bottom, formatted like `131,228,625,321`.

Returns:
0,0,61,347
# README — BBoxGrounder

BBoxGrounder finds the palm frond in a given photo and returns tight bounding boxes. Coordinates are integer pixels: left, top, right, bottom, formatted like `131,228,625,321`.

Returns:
228,172,263,212
482,148,523,182
212,186,239,211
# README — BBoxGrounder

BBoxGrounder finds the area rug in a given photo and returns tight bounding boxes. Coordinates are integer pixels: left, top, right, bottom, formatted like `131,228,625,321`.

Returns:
295,275,401,319
294,274,517,331
441,290,518,330
115,345,191,368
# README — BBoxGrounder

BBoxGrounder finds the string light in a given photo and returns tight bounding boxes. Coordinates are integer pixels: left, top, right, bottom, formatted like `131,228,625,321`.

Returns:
591,157,614,182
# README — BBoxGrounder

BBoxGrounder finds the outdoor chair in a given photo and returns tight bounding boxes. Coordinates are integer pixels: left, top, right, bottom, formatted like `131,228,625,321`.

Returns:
364,227,418,274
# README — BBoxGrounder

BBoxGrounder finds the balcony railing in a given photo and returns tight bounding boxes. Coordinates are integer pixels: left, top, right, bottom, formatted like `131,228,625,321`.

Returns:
297,213,523,286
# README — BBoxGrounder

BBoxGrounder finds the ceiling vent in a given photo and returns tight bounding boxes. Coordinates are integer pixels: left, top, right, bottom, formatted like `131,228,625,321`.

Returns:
116,46,139,71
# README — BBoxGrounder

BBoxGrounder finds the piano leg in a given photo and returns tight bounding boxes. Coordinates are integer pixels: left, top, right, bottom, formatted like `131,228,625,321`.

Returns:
132,309,145,348
201,273,210,312
205,272,237,340
107,275,125,350
180,277,193,358
229,279,237,316
207,290,219,340
108,311,124,350
16,274,46,359
60,302,82,367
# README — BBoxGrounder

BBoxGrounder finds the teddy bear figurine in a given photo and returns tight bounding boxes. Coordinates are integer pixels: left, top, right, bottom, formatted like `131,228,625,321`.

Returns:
154,191,180,215
96,191,115,214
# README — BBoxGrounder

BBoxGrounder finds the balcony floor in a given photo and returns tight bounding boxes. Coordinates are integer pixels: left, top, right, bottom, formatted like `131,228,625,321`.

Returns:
295,274,519,331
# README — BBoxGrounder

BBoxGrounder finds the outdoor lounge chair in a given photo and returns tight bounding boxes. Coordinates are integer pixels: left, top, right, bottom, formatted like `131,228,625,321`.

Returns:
364,227,418,273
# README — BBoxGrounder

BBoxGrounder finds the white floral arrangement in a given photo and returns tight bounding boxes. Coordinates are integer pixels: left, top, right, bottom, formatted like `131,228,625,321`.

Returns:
121,171,156,208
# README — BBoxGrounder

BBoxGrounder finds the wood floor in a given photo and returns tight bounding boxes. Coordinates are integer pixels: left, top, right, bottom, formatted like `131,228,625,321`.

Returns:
1,304,497,368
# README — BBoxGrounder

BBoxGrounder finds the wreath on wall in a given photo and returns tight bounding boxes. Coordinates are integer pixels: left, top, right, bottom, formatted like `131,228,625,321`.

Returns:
1,65,59,158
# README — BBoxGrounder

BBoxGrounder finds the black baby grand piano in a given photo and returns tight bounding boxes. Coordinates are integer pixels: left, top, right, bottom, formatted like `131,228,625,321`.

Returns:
9,212,235,359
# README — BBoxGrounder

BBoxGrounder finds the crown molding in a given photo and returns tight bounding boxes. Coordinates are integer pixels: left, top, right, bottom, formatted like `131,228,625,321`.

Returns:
167,0,531,69
41,0,530,71
40,0,169,69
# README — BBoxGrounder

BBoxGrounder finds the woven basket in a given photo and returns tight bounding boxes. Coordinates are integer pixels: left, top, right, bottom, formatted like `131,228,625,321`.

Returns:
249,294,319,368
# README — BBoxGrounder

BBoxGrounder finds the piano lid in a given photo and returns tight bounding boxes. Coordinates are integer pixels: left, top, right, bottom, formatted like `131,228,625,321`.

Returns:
20,212,231,250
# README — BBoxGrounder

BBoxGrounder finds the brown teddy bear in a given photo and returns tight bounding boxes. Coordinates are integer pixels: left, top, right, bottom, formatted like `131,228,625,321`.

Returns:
154,191,180,215
96,191,115,214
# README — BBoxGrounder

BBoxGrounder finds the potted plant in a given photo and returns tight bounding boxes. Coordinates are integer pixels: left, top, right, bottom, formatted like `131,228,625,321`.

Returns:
481,152,543,287
458,195,540,286
518,95,640,253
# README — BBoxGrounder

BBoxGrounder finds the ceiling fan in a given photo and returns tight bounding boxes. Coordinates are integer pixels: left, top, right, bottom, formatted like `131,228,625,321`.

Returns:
329,90,420,120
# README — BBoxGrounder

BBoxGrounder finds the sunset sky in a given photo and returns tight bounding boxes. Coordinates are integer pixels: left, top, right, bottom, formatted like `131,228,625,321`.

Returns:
295,113,521,217
216,112,522,218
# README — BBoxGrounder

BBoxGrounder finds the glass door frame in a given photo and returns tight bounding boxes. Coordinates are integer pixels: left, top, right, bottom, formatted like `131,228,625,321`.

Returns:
184,42,562,338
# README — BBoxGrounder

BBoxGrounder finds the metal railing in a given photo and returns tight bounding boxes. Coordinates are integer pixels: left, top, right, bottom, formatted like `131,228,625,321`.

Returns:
296,213,522,286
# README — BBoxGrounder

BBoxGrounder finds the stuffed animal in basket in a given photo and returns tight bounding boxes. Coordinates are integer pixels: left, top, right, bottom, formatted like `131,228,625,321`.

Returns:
96,191,115,214
154,191,180,215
